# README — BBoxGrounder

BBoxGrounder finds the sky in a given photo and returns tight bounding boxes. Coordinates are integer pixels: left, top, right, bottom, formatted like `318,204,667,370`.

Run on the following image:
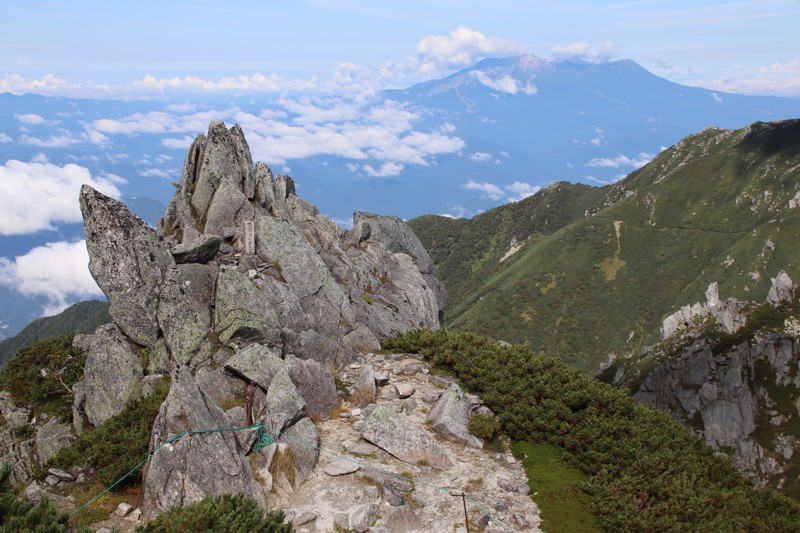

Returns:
1,0,800,325
2,0,800,98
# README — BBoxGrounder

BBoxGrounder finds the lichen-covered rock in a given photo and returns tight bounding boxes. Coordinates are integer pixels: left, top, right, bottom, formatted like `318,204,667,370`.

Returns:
75,120,447,508
360,405,452,468
768,270,796,304
141,366,265,517
427,384,483,449
74,324,143,428
0,391,30,428
286,355,339,417
225,344,286,390
80,185,172,348
171,235,222,264
265,369,305,434
35,418,73,464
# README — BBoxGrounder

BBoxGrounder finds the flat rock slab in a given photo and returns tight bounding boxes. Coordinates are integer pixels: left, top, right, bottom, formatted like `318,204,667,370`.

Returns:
360,405,452,469
324,458,361,476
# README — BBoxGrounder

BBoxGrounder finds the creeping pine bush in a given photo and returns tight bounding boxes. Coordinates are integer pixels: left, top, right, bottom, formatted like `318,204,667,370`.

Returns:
45,378,170,488
467,414,500,440
0,462,92,533
135,493,292,533
0,334,84,421
384,329,800,531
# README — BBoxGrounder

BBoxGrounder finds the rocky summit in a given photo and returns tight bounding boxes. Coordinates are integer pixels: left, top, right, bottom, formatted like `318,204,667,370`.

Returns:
12,120,535,530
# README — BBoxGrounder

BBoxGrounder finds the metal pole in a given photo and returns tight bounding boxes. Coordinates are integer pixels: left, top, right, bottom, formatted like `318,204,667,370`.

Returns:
462,491,470,533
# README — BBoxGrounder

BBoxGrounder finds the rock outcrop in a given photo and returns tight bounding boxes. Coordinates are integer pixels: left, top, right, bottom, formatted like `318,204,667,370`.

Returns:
70,120,447,517
660,282,749,339
623,270,800,490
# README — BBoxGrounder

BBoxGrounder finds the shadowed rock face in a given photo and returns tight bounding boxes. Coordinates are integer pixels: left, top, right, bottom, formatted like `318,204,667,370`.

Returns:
75,121,446,515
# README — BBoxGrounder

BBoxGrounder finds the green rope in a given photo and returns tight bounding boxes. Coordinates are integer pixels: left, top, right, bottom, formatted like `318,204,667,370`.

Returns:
68,422,264,519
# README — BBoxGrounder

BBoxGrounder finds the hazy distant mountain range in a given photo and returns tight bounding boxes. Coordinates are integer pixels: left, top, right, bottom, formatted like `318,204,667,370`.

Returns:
1,55,799,336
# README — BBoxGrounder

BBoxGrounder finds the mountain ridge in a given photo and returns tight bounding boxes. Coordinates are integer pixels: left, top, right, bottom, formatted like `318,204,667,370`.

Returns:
410,118,800,373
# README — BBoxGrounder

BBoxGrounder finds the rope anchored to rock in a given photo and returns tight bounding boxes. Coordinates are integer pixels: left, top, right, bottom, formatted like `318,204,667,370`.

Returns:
68,421,271,519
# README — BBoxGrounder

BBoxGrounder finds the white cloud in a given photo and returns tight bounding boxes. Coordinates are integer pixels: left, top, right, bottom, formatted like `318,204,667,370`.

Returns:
464,179,542,202
470,71,522,94
31,153,48,163
586,152,653,169
132,72,317,93
710,92,723,103
15,113,47,125
657,60,800,97
138,168,173,179
549,42,616,63
505,181,541,202
20,132,83,148
0,133,11,143
465,180,505,201
162,136,196,149
0,240,102,316
414,26,526,74
469,152,492,162
362,162,404,177
167,102,198,113
0,160,124,235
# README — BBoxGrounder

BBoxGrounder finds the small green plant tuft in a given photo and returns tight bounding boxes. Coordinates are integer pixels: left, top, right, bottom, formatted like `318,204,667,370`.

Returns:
135,493,292,532
468,414,500,440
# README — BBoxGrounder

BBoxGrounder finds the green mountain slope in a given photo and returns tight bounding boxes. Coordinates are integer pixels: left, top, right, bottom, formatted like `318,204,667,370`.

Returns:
0,300,110,369
410,119,800,373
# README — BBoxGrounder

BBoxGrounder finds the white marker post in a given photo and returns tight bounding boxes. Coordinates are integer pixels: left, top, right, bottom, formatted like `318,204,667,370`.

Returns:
244,221,255,255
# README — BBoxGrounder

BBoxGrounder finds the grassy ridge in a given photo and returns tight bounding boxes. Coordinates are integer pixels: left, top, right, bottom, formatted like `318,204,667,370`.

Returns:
0,300,110,369
410,120,800,373
384,329,800,531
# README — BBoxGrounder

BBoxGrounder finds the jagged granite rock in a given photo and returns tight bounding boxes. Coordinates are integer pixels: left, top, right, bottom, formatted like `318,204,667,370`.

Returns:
74,120,446,508
0,391,30,428
35,418,73,465
286,355,339,417
171,235,222,265
0,428,34,485
141,366,265,517
427,384,483,449
278,417,320,487
352,365,377,405
360,405,453,468
382,505,422,532
351,210,447,315
768,270,796,304
660,282,748,339
80,186,172,348
73,324,143,429
265,368,306,434
635,331,800,487
225,344,286,390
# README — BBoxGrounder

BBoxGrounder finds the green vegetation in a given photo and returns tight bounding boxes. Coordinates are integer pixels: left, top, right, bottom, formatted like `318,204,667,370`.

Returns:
0,462,91,533
513,441,599,533
45,378,170,488
0,334,83,421
410,120,800,372
135,493,292,532
467,413,500,440
384,329,800,531
0,300,109,369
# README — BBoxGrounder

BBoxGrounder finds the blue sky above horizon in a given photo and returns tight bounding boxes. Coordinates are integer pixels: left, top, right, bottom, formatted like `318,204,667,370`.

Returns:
2,0,800,98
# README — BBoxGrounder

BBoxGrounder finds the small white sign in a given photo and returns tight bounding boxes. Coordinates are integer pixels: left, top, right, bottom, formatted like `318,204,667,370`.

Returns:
244,221,255,255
